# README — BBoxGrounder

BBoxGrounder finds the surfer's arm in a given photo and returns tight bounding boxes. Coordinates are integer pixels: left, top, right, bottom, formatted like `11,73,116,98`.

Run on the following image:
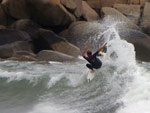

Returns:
82,45,88,57
97,43,107,52
93,43,107,57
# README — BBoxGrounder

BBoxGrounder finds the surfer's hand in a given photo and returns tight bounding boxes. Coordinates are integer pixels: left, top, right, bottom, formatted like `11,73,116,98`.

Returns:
104,42,107,46
84,45,88,50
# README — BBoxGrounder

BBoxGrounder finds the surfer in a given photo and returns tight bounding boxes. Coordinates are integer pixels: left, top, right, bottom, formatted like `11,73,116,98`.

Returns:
82,43,107,73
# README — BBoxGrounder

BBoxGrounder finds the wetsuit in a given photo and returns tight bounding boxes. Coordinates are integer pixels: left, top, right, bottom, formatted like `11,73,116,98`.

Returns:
83,51,102,70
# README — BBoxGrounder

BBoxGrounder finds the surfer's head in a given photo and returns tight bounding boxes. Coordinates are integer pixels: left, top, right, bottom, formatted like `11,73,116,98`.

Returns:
87,50,92,57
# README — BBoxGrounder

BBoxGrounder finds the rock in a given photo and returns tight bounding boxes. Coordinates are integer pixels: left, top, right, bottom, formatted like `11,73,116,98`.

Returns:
8,55,37,61
0,29,31,45
26,0,76,27
85,0,146,7
0,44,13,58
34,28,80,57
37,50,75,62
113,4,141,24
0,5,7,25
2,0,76,27
100,0,127,7
141,2,150,35
8,50,37,61
12,21,81,57
130,37,150,62
13,51,36,58
85,0,101,9
119,29,150,62
2,0,29,19
128,0,144,4
59,29,69,38
11,41,33,52
19,55,37,61
82,1,99,21
11,19,40,39
0,41,33,58
60,0,82,17
59,21,105,50
119,29,150,40
0,25,6,29
101,7,140,30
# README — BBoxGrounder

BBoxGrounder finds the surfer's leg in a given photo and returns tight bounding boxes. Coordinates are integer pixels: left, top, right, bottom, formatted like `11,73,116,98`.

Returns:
93,60,102,69
86,64,93,70
86,64,94,73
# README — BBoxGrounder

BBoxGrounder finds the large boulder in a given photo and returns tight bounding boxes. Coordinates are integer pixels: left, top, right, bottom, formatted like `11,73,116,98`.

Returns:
0,5,7,25
10,51,37,61
85,0,101,9
85,0,146,7
11,19,40,39
60,0,82,18
2,0,29,19
2,0,76,27
119,29,150,62
59,21,106,50
34,28,80,57
101,7,140,30
26,0,76,27
141,2,150,35
128,0,146,4
100,0,127,7
129,38,150,62
0,41,33,58
37,50,75,62
82,1,99,21
113,4,141,24
0,29,31,45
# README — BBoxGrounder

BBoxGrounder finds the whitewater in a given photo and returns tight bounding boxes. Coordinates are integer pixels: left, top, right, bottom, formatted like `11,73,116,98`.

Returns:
0,20,150,113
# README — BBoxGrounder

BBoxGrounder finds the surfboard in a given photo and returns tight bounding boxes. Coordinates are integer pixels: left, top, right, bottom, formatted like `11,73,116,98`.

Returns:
87,71,95,82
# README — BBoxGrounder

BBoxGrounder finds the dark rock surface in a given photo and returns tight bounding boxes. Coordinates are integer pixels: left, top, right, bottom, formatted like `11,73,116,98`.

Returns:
37,50,75,62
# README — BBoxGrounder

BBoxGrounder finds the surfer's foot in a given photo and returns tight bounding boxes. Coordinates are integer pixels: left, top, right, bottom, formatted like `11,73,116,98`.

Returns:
90,69,94,73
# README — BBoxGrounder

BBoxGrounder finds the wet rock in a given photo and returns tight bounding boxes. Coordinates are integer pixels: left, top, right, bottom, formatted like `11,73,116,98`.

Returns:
0,41,33,58
13,51,36,58
2,0,76,27
82,1,99,21
60,0,82,18
11,19,40,39
34,28,80,57
102,7,140,30
26,0,76,27
119,29,150,40
85,0,101,9
0,29,31,45
59,21,106,50
2,0,29,19
128,0,145,4
37,50,75,62
141,2,150,35
119,29,150,62
99,0,128,7
8,55,37,61
8,50,37,61
0,5,7,25
130,38,150,62
113,4,141,24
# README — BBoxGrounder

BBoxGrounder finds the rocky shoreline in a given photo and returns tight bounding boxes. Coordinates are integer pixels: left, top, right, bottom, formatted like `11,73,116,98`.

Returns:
0,0,150,62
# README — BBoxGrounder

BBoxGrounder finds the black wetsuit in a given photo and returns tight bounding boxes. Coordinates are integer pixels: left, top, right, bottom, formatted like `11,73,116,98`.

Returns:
83,51,102,70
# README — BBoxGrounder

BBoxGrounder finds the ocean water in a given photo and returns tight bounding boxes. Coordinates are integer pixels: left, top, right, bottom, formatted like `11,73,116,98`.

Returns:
0,20,150,113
